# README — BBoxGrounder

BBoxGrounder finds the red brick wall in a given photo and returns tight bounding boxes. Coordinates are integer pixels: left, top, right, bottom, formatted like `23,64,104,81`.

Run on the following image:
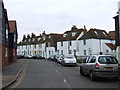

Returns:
9,48,13,63
0,45,9,69
9,48,17,63
0,45,2,70
13,48,17,62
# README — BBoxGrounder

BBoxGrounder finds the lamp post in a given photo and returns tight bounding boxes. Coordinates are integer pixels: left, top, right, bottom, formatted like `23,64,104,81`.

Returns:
113,14,120,62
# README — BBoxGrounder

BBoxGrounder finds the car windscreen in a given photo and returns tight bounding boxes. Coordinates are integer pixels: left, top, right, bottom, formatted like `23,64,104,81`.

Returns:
98,56,118,64
64,56,75,59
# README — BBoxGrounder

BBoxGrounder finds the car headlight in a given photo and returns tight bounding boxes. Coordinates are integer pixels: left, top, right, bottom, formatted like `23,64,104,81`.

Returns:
73,60,77,63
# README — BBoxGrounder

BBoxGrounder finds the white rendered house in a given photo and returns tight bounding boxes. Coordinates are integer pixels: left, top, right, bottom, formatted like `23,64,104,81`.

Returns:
78,29,116,57
57,25,87,56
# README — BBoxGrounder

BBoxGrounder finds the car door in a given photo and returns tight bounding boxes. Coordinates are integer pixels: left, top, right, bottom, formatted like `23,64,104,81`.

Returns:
85,56,95,74
82,56,90,73
87,56,96,73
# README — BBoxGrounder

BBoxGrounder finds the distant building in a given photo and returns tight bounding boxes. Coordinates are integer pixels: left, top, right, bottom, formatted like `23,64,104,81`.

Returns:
18,25,116,59
17,33,39,56
46,33,62,58
17,32,62,58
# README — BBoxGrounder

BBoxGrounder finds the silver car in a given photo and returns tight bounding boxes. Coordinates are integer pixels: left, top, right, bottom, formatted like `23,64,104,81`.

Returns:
61,55,77,66
80,55,120,81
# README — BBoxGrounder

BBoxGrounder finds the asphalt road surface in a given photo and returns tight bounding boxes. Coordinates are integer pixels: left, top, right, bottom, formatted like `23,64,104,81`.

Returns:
11,59,119,89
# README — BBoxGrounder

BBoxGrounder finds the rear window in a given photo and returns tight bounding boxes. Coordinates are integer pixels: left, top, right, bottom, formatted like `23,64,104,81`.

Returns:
64,55,75,59
98,56,118,64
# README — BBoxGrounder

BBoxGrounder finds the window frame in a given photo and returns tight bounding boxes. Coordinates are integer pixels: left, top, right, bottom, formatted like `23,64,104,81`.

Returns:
83,39,86,45
84,50,86,56
61,41,63,46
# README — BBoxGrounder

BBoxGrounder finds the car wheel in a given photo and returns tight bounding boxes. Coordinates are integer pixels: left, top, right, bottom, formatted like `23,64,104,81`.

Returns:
80,67,84,76
90,71,95,81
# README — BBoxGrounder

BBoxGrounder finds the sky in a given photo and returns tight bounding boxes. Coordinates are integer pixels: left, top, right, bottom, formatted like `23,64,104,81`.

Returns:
3,0,120,42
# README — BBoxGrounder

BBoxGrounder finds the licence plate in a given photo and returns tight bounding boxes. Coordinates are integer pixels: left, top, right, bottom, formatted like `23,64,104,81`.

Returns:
104,67,113,70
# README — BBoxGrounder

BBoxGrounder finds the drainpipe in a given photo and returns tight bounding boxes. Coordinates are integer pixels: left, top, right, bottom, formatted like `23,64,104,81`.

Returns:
99,39,102,55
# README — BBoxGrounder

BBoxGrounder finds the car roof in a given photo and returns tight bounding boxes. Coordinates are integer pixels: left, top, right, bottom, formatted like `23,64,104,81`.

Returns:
90,55,115,57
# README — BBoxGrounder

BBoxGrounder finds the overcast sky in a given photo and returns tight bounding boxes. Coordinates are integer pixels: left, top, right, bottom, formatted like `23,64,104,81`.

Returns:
4,0,120,42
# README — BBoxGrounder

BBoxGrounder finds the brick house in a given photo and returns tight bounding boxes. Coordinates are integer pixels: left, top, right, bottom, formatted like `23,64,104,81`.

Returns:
0,2,9,69
0,1,18,69
8,20,18,63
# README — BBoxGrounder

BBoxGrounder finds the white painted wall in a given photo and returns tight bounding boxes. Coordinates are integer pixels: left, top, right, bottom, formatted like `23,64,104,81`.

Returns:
41,43,46,57
57,40,78,56
79,39,115,56
57,41,68,55
46,47,55,58
57,31,84,56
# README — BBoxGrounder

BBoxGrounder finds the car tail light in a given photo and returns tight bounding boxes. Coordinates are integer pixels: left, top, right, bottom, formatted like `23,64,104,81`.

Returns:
95,63,99,69
118,64,120,70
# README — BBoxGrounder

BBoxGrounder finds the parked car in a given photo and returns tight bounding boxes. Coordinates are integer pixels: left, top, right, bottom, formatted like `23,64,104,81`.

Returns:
80,55,120,81
48,55,55,61
57,55,64,63
24,54,33,59
17,55,24,59
32,55,43,59
61,55,77,66
49,54,60,62
54,54,60,62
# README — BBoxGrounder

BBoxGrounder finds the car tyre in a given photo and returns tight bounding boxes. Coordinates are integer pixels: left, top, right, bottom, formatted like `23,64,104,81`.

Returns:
90,71,95,81
80,67,84,76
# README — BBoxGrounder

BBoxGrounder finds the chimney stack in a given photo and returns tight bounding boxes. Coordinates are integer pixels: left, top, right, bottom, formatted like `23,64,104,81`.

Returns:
84,25,87,31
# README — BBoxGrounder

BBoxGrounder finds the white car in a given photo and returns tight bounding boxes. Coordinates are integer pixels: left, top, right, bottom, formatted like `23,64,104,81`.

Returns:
61,55,77,66
24,54,33,59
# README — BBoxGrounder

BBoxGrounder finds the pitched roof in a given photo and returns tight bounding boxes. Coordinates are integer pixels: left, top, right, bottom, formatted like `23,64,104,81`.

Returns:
105,43,116,50
58,26,84,41
79,29,110,40
108,31,115,40
9,20,17,33
49,33,63,42
46,33,63,47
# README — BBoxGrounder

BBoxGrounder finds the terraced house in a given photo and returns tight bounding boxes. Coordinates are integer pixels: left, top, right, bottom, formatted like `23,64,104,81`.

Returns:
18,25,116,59
17,33,40,56
17,31,62,58
57,25,87,56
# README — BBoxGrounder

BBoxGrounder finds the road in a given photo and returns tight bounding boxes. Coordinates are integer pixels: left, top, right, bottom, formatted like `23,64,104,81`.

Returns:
11,59,119,89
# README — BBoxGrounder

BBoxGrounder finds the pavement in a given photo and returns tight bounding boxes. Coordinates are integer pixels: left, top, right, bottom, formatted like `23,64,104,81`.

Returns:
1,59,26,89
